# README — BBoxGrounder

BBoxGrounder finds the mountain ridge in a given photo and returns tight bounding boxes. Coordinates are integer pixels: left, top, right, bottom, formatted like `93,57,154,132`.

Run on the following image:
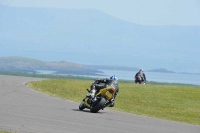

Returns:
0,56,103,76
1,5,200,73
2,56,199,76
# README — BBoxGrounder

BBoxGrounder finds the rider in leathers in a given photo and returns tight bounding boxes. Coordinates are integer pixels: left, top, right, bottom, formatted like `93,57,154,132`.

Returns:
135,69,146,83
90,75,119,107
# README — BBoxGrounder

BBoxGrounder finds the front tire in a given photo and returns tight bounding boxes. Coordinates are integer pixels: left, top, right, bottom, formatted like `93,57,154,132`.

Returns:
79,101,85,110
90,97,106,113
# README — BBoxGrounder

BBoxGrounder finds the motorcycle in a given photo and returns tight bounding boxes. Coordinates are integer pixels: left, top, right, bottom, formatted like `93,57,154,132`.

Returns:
135,75,145,84
79,86,116,113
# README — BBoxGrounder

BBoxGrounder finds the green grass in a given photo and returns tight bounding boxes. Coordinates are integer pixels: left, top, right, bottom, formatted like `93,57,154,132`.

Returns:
0,71,94,80
28,79,200,126
0,131,14,133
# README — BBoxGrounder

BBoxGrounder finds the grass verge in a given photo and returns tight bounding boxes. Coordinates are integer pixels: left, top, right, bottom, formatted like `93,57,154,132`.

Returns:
28,79,200,126
0,131,13,133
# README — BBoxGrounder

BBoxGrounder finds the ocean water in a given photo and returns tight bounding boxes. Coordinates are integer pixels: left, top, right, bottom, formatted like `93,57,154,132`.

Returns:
36,69,200,86
79,70,200,86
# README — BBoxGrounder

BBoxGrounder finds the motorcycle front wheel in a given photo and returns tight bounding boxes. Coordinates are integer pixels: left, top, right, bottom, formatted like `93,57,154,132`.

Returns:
90,97,106,113
79,101,85,110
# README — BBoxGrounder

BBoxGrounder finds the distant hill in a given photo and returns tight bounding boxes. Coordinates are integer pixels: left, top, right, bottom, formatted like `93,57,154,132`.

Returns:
0,56,181,75
0,5,200,73
0,56,103,76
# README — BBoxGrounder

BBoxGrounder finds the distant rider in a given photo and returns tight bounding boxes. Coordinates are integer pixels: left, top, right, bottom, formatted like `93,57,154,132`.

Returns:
90,75,119,107
135,69,146,84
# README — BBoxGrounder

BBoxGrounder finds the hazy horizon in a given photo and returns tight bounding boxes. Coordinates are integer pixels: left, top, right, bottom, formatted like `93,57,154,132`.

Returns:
1,0,200,26
0,1,200,73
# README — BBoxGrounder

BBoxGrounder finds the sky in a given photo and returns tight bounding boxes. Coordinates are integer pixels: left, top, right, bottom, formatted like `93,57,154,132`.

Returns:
1,0,200,26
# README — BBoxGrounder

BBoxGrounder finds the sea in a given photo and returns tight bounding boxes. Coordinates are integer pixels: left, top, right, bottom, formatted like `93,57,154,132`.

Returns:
36,69,200,86
97,70,200,86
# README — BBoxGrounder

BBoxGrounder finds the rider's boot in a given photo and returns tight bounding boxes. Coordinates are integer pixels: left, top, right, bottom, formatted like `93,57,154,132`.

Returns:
105,98,115,107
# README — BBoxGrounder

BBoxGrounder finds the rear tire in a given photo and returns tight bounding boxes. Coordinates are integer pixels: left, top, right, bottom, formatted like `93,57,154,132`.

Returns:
90,97,106,113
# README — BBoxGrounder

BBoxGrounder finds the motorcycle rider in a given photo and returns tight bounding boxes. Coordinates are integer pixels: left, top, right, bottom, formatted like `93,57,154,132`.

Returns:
90,75,119,107
135,69,146,84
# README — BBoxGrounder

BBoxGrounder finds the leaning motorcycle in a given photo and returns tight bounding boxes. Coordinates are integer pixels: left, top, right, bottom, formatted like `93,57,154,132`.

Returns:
135,76,145,84
79,86,116,113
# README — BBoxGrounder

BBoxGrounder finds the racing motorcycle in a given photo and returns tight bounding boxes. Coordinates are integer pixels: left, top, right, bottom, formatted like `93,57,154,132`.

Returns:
79,86,116,113
135,75,145,84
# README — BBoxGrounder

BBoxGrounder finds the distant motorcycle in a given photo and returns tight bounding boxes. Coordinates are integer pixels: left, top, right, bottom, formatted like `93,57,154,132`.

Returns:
79,86,116,113
135,75,145,84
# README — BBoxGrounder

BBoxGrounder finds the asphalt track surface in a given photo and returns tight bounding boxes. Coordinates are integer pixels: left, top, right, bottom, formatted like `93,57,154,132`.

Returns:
0,75,199,133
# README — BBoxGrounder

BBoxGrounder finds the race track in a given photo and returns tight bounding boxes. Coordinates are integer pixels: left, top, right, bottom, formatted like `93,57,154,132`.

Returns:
0,75,199,133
